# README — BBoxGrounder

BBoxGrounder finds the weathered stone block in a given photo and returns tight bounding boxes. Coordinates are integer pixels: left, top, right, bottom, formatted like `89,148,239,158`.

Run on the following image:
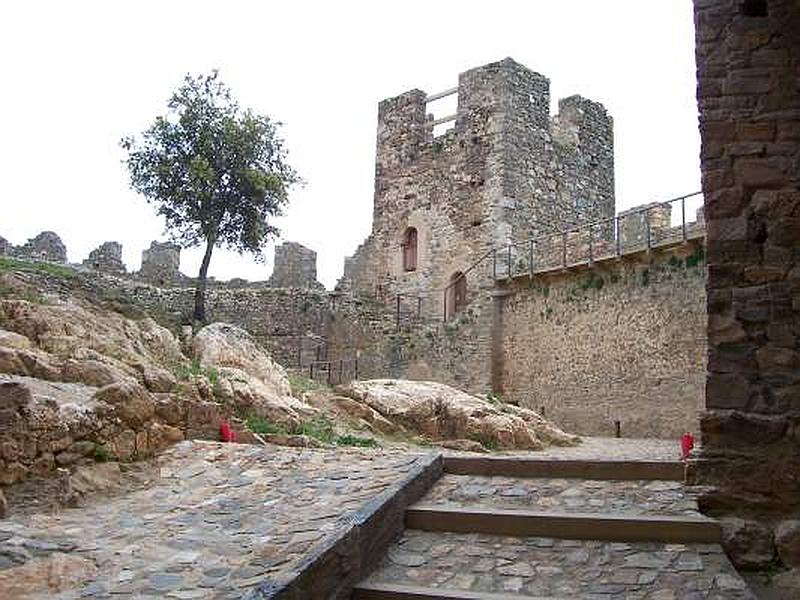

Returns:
721,518,776,568
776,520,800,567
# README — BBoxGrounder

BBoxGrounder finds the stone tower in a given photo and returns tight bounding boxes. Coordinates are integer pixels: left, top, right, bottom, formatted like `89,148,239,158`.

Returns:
341,57,614,312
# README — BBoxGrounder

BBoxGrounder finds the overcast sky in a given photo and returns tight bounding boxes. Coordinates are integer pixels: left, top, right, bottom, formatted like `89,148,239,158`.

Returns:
0,1,701,289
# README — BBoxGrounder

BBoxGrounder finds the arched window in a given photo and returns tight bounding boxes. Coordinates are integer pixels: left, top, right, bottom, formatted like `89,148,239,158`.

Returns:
446,271,467,319
402,227,418,272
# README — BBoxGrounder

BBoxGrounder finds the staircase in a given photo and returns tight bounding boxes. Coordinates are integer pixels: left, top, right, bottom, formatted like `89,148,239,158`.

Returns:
351,456,753,599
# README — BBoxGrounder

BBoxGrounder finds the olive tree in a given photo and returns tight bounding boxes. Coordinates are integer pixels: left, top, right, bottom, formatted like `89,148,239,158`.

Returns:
121,71,299,322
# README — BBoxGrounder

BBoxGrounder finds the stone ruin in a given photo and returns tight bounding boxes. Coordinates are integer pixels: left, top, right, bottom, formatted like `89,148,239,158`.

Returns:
138,241,182,285
1,231,68,263
82,241,126,275
268,241,324,289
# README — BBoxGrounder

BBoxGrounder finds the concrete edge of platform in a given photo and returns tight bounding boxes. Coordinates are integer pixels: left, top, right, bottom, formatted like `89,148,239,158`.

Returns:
247,452,444,600
443,456,686,481
405,504,721,544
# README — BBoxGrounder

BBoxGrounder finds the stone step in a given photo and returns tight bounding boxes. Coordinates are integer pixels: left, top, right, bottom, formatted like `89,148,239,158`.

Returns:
419,474,700,518
353,582,552,599
443,457,685,481
406,505,720,544
353,530,754,599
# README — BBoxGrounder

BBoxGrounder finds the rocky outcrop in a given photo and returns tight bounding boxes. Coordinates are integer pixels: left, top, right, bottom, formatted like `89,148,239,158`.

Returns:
338,379,579,450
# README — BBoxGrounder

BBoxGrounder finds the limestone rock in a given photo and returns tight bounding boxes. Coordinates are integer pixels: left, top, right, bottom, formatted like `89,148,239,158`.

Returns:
192,322,311,424
0,486,7,518
193,323,291,397
340,379,580,450
62,358,131,388
0,328,32,349
93,381,155,429
0,552,98,599
721,517,776,568
438,439,488,452
776,520,800,567
147,422,184,452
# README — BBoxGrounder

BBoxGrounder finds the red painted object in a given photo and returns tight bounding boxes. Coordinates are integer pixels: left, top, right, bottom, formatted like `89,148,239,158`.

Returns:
220,421,236,443
681,432,694,459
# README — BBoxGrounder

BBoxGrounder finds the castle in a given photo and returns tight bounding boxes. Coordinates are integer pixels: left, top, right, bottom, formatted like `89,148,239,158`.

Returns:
341,58,614,318
0,58,707,440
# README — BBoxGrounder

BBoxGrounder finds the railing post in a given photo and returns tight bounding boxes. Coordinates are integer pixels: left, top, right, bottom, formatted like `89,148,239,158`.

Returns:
309,362,314,380
338,359,343,384
492,249,497,280
326,361,332,385
645,208,652,250
354,357,359,381
507,244,512,279
442,289,447,323
681,196,687,241
616,215,622,257
529,239,534,278
562,231,567,268
297,337,302,367
395,294,401,332
417,296,422,320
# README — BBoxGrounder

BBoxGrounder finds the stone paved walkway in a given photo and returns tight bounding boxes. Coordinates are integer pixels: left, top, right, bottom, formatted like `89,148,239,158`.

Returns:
363,531,752,599
0,440,433,599
421,475,700,517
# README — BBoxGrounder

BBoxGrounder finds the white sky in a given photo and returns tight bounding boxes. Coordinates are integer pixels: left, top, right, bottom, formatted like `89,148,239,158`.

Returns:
0,1,701,289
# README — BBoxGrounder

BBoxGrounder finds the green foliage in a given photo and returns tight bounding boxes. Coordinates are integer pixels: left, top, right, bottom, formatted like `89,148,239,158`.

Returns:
288,371,325,396
93,444,111,462
175,359,218,384
578,273,605,292
296,414,336,444
335,434,378,448
246,414,286,435
121,71,300,321
685,246,705,269
0,256,75,279
485,392,502,405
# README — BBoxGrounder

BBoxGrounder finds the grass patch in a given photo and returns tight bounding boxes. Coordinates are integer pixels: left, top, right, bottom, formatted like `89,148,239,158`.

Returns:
336,434,378,448
175,359,218,385
93,444,111,462
246,414,287,435
0,256,76,279
296,414,336,444
288,371,325,396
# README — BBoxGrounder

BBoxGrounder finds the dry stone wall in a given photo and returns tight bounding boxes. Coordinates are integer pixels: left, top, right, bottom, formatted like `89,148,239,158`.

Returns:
498,244,707,439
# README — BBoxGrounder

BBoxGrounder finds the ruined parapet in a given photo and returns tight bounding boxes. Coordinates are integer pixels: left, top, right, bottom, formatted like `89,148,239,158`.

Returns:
618,203,672,247
14,231,67,263
139,241,181,285
83,241,126,275
269,241,323,289
0,235,9,256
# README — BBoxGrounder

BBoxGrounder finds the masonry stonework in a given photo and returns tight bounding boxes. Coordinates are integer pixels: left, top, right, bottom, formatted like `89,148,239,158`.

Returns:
269,241,323,289
340,58,614,309
690,0,800,562
499,244,707,439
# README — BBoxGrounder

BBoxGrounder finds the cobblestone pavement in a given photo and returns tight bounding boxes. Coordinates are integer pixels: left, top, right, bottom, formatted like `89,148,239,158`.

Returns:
0,440,433,599
483,436,684,462
420,474,701,516
363,531,755,599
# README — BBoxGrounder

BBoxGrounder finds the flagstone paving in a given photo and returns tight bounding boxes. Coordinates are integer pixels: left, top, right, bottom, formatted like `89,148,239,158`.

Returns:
420,474,700,517
361,531,755,599
0,440,433,599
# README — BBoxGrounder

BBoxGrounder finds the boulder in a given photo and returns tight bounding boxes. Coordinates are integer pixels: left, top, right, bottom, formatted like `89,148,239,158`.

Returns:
0,553,98,599
193,323,291,397
192,323,311,424
721,517,776,568
776,520,800,567
61,359,131,388
0,329,32,349
340,380,579,450
93,381,155,429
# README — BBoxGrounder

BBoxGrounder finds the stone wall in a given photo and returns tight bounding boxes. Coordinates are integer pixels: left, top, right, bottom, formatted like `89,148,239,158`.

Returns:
268,241,323,289
497,243,707,439
139,241,182,285
691,0,800,538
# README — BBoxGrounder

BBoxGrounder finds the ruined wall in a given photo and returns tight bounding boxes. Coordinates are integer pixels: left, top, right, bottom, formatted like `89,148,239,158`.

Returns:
342,58,614,316
268,241,323,289
692,0,800,529
499,244,707,439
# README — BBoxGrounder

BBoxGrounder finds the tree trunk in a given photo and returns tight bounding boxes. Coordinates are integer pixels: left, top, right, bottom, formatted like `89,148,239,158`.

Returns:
193,237,215,323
